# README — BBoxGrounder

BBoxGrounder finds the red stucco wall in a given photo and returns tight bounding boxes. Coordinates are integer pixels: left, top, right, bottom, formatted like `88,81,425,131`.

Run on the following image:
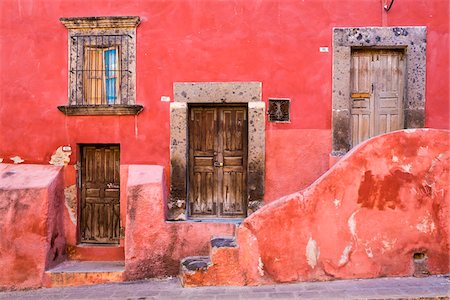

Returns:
182,129,450,286
1,0,449,199
0,164,66,291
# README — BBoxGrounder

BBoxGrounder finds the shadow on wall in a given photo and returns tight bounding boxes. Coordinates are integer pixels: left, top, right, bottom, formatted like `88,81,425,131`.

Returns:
182,129,450,286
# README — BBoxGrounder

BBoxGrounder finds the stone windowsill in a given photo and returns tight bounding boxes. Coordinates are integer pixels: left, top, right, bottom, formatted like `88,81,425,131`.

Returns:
58,105,143,116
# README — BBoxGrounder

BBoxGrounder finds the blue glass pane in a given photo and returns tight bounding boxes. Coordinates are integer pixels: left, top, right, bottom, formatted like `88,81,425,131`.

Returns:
106,78,117,104
104,49,117,104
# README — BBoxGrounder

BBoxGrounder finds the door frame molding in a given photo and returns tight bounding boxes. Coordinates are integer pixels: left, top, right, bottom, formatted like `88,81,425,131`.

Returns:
332,26,426,155
168,82,265,221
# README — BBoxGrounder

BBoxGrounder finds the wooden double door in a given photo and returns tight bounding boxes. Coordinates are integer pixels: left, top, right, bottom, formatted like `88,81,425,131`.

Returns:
189,105,248,218
80,145,120,244
350,49,405,147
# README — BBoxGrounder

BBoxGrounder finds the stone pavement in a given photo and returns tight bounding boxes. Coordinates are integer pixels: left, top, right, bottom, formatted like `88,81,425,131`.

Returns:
0,275,448,299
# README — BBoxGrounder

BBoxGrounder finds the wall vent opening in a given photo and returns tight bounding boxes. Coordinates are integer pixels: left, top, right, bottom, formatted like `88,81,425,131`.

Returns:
413,251,429,277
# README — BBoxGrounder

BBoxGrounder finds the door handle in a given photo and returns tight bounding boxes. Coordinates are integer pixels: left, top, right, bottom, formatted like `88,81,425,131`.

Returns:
214,161,223,167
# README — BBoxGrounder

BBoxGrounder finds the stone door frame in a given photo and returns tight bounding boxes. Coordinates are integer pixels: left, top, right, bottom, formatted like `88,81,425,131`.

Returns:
332,26,427,155
168,82,265,221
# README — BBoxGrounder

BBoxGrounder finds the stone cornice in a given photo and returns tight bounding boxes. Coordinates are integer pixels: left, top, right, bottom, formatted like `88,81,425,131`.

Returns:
60,16,140,29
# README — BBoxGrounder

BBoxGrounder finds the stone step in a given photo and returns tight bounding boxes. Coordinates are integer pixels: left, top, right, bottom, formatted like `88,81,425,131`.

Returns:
180,235,243,287
211,236,237,249
43,261,124,288
181,256,211,272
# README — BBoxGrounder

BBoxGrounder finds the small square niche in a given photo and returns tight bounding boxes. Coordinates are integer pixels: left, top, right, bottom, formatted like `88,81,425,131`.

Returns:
268,98,290,122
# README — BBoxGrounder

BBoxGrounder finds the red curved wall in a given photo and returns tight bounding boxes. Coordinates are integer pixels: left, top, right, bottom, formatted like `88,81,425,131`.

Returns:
1,0,449,200
181,129,450,286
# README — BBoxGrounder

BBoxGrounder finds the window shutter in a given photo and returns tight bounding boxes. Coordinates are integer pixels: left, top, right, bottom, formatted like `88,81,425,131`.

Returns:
84,48,105,105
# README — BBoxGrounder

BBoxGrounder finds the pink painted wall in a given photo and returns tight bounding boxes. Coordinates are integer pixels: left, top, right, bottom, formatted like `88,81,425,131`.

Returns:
0,0,449,200
125,165,236,279
0,164,66,290
182,129,450,286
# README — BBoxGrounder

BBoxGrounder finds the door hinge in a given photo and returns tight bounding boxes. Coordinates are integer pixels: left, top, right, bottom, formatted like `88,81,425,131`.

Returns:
120,227,125,238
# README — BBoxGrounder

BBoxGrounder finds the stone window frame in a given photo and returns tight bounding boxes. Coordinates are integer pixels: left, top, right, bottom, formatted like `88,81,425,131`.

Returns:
332,26,427,155
168,82,265,221
58,16,143,116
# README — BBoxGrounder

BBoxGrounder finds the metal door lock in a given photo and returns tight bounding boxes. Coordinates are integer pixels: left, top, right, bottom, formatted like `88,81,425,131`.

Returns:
214,161,223,167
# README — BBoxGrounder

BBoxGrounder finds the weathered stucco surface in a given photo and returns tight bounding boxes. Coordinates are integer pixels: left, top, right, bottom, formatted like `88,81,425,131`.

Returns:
182,129,450,286
0,164,66,290
125,165,236,280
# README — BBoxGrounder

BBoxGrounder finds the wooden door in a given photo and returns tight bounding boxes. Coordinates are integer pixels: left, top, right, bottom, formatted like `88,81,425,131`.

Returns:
80,145,120,244
188,106,248,218
350,49,405,147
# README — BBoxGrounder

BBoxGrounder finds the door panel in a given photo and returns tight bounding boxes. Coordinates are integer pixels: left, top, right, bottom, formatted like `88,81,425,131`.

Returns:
80,145,120,244
189,106,247,218
351,49,405,147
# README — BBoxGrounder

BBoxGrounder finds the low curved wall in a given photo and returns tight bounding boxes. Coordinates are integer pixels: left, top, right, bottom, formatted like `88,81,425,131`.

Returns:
237,129,449,284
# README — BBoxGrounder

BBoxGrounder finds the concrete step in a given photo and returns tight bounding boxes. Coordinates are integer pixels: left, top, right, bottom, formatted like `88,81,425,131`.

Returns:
180,235,243,287
43,261,124,288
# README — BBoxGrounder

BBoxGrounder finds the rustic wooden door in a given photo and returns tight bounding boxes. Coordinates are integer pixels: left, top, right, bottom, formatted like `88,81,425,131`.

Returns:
350,49,405,147
188,106,248,218
80,145,120,244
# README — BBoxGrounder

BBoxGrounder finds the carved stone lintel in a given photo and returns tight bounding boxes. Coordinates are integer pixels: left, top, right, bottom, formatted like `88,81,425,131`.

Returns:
60,16,140,29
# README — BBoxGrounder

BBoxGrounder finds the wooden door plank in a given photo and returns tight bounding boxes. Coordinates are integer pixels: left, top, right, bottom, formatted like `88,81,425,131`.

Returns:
80,145,120,244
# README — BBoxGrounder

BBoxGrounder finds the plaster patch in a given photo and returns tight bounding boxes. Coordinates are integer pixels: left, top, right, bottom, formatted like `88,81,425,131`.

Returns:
333,199,341,208
392,155,399,162
348,210,358,237
416,215,436,233
338,243,353,266
401,164,412,173
417,146,429,156
64,185,77,224
49,146,72,166
305,238,320,269
10,156,24,164
365,247,374,258
381,239,397,253
257,257,264,276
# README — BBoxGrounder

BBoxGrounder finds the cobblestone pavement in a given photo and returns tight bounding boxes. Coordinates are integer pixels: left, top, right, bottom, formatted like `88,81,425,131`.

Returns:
0,275,448,299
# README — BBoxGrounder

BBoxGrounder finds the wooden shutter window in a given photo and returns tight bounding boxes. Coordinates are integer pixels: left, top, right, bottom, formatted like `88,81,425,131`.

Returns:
83,46,120,105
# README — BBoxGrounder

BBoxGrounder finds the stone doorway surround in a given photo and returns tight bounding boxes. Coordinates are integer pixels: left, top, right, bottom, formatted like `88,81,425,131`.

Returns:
168,82,265,221
332,26,427,155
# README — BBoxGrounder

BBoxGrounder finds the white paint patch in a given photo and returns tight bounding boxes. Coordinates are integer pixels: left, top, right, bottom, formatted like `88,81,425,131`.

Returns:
49,146,72,166
401,164,412,173
417,146,429,156
392,155,399,162
10,156,24,164
258,257,265,276
338,243,353,266
405,129,417,133
416,215,436,233
0,158,3,163
348,211,358,237
381,239,397,253
333,199,341,208
365,247,374,258
306,238,320,269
